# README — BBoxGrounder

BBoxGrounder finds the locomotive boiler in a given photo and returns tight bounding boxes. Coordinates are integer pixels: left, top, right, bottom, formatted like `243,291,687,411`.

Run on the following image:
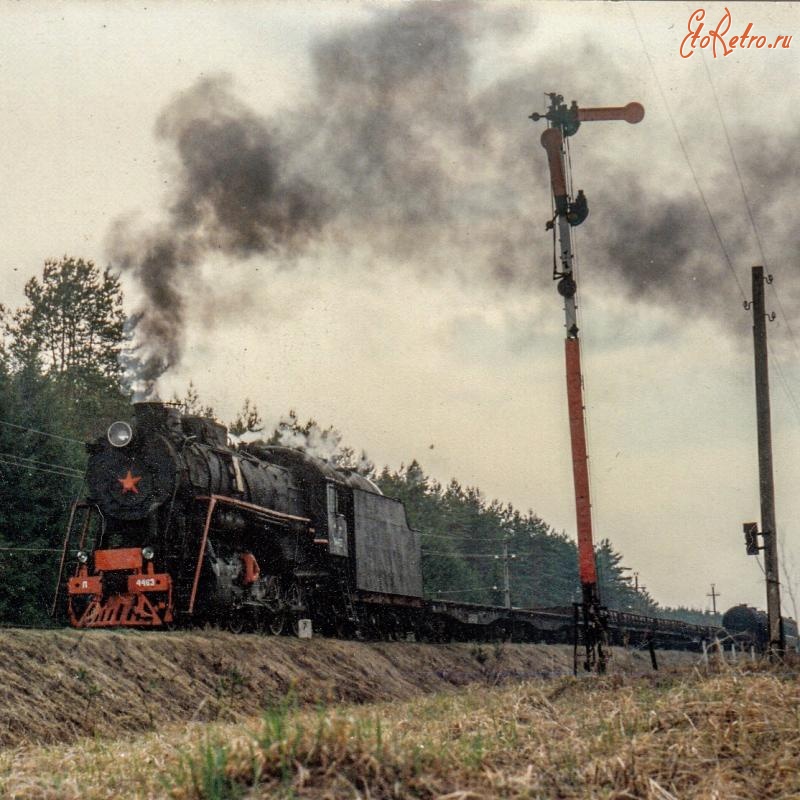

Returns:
55,402,422,634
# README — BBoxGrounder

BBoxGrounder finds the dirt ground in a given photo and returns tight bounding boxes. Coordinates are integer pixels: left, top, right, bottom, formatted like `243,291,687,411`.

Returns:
0,628,699,749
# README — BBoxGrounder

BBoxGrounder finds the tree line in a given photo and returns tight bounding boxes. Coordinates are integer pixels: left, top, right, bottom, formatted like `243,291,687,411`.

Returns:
0,257,720,627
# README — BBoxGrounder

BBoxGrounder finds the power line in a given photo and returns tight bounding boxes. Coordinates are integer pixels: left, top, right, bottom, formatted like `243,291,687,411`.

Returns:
626,2,746,302
423,551,533,558
767,342,800,425
0,451,83,476
697,52,800,419
423,552,502,558
419,532,506,543
764,291,800,425
767,284,800,365
699,51,800,361
629,4,800,430
0,456,83,478
0,457,85,481
0,418,83,445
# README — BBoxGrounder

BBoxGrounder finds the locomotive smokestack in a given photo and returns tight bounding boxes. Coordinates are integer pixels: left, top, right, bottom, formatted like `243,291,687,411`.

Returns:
132,401,181,436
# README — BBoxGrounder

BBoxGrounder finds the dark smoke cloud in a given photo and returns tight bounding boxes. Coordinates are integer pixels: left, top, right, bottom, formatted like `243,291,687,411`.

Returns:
111,3,546,395
591,182,751,321
586,114,800,332
296,1,544,274
110,1,799,395
109,75,329,395
157,76,328,256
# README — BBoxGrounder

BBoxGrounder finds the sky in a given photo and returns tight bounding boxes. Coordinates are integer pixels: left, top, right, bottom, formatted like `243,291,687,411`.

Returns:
1,1,799,613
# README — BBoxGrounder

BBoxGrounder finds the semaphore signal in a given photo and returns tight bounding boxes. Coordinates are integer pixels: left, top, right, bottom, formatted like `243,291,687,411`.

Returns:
529,93,644,674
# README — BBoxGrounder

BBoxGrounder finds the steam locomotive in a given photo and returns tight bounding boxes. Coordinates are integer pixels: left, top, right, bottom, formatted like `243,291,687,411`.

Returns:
54,402,717,648
721,604,799,652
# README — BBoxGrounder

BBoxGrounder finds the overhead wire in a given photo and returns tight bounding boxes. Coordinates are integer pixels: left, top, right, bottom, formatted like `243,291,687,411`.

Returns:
419,532,507,543
696,49,800,423
698,49,800,361
629,4,800,432
766,346,800,425
0,418,83,445
423,551,534,558
0,457,85,481
627,5,800,616
0,451,83,476
626,2,747,302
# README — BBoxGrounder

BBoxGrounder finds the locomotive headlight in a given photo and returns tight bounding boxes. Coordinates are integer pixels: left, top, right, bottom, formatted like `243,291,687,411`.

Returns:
76,550,89,564
108,421,133,448
141,547,155,561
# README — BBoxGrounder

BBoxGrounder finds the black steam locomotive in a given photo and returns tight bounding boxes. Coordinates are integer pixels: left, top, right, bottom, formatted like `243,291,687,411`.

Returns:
721,604,799,652
54,402,717,648
56,401,424,636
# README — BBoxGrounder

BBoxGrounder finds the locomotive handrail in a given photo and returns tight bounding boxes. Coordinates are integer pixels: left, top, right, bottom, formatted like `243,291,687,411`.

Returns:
187,495,312,615
193,495,312,525
50,500,104,618
51,501,83,618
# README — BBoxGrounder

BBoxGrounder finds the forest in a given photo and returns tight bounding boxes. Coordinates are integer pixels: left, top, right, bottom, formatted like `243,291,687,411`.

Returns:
0,257,720,627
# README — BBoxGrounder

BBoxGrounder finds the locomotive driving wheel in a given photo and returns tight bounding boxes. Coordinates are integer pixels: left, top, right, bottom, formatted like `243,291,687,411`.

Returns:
268,607,287,636
259,579,306,636
226,610,246,634
250,575,285,635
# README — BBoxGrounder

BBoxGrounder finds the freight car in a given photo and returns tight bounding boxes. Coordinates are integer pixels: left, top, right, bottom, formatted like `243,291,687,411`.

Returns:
53,402,717,650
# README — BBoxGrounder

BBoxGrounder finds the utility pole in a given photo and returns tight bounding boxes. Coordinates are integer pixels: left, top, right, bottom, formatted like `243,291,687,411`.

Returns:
502,537,512,609
632,572,647,614
745,265,785,659
530,94,644,673
706,583,720,615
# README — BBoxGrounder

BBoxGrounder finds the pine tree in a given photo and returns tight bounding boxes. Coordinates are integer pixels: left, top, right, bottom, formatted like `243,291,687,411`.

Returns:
229,398,263,435
4,256,129,437
0,257,129,623
171,381,216,418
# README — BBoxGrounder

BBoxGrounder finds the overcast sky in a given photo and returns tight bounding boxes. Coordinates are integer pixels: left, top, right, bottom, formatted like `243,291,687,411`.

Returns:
1,1,799,613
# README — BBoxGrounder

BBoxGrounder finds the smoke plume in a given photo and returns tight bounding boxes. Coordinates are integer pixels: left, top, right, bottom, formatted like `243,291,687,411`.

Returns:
109,75,329,396
110,2,799,397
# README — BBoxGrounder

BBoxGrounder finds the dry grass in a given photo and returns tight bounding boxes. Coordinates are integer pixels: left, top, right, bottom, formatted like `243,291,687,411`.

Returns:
2,660,797,799
0,629,692,749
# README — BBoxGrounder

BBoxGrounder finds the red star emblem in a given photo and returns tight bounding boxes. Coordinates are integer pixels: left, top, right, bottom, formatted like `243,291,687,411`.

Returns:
118,469,142,494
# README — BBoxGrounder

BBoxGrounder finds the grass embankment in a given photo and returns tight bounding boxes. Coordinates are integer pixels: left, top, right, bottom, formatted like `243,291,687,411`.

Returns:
4,661,797,799
0,628,691,749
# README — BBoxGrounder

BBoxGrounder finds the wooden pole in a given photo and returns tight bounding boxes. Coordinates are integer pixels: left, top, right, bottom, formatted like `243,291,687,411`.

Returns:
706,583,719,614
750,266,785,659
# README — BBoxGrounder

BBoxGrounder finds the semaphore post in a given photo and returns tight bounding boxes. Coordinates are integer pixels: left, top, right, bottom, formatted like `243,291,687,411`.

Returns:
530,93,644,673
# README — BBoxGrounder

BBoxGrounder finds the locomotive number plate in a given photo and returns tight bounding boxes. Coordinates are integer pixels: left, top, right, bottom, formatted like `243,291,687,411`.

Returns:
68,576,102,595
127,574,170,593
